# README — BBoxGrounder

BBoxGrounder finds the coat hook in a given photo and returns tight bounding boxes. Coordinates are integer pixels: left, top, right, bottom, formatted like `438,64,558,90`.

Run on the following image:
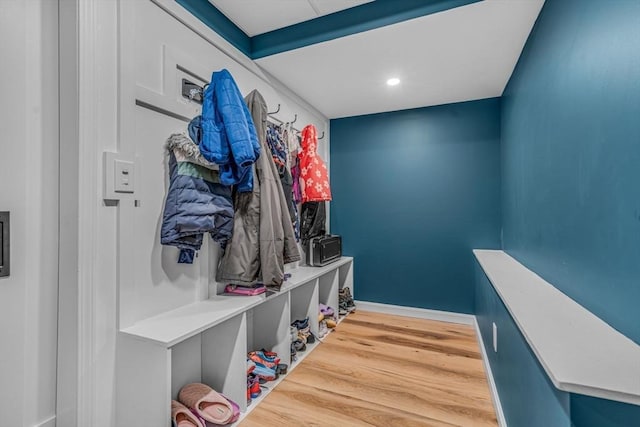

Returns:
181,78,205,104
318,131,325,140
268,104,281,115
291,114,297,124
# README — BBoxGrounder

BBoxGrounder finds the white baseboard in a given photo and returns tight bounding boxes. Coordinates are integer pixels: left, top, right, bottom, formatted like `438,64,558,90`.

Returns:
473,318,507,427
354,300,474,325
34,416,56,427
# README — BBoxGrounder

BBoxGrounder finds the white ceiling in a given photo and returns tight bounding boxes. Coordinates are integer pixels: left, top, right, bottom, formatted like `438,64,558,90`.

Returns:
208,0,373,36
205,0,545,119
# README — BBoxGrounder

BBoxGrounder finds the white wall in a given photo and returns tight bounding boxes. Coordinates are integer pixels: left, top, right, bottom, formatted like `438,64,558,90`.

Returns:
0,1,59,426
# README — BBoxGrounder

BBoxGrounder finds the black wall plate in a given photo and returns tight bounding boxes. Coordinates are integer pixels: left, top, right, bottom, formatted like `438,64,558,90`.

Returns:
0,211,9,277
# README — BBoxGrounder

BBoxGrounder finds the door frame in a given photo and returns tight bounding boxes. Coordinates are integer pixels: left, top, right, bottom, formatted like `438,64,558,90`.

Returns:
57,0,102,425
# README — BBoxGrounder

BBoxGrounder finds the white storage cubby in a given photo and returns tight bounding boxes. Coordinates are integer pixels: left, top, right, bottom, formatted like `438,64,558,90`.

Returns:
318,269,339,316
247,292,291,368
116,257,354,426
338,261,354,322
338,261,354,292
290,279,320,340
200,314,248,411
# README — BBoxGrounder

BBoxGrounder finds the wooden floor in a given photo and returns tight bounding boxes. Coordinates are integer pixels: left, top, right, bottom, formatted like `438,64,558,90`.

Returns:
240,311,497,427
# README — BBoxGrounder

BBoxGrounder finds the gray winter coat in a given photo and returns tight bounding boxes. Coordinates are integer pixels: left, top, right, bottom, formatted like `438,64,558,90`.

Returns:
216,89,300,287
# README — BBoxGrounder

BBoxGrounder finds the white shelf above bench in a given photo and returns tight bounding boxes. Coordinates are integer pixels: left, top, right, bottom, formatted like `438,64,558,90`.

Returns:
121,256,353,348
474,249,640,406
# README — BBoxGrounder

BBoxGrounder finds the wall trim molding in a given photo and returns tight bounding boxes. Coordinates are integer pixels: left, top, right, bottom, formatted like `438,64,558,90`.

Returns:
354,300,474,325
34,415,56,427
473,318,508,427
75,0,100,424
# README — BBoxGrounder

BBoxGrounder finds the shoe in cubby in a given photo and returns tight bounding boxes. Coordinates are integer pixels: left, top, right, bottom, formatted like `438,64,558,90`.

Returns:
177,383,239,426
248,374,261,399
339,287,356,312
248,350,279,369
318,320,329,338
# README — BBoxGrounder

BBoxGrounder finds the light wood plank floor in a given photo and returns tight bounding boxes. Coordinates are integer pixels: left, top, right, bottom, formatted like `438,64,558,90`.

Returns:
240,310,498,427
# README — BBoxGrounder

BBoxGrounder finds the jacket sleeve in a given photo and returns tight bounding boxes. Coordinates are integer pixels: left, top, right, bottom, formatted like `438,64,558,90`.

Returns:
217,73,260,168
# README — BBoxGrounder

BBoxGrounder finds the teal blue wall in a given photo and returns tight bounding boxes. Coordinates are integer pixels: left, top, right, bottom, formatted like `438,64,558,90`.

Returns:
475,263,571,427
491,0,640,425
501,0,640,345
476,260,640,427
330,98,501,314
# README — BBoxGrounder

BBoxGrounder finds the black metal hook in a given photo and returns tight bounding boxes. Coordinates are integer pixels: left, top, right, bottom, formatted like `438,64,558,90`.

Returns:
318,131,325,140
268,104,281,115
291,114,298,124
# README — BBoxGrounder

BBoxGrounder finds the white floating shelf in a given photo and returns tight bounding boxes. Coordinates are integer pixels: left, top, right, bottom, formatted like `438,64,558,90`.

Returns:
474,249,640,405
121,257,353,348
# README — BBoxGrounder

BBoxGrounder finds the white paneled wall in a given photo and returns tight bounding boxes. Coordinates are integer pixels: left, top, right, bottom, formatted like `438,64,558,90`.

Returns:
118,0,329,329
113,2,331,424
0,1,58,426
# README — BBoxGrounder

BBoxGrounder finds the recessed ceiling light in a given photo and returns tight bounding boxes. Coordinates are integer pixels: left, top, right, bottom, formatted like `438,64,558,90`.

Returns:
386,77,400,86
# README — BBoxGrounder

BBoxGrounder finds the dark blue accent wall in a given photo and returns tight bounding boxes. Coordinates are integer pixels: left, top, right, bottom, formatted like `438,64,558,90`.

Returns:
501,0,640,345
330,98,502,314
476,260,640,427
475,263,572,427
493,0,640,425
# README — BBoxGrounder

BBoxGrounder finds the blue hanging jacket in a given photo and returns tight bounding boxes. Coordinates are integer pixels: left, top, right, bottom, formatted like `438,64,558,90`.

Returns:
200,69,260,192
160,133,234,263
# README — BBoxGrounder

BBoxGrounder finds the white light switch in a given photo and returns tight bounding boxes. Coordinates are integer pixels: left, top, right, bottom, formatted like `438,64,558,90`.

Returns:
114,159,135,193
493,322,498,353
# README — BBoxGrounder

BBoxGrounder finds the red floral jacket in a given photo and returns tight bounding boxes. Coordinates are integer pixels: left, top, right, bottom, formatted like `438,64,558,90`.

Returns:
298,124,332,202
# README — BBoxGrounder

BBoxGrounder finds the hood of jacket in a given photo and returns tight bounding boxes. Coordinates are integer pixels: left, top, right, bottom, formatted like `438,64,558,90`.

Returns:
166,133,218,170
300,124,318,153
244,89,267,142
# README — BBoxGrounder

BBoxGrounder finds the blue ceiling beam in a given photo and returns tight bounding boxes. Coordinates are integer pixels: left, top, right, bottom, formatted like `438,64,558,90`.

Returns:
251,0,483,59
176,0,482,60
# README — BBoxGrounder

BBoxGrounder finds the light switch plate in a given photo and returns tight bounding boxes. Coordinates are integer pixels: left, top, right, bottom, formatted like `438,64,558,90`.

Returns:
103,152,138,201
114,159,135,193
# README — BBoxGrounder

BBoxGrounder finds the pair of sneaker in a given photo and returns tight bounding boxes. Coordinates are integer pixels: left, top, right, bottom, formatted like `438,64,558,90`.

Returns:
318,319,329,339
319,303,335,319
291,317,315,346
289,325,306,357
317,303,338,339
247,374,261,404
339,288,356,315
248,350,280,381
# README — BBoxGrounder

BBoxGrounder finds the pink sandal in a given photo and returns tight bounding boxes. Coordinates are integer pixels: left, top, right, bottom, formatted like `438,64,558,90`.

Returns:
171,400,204,427
178,383,235,425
